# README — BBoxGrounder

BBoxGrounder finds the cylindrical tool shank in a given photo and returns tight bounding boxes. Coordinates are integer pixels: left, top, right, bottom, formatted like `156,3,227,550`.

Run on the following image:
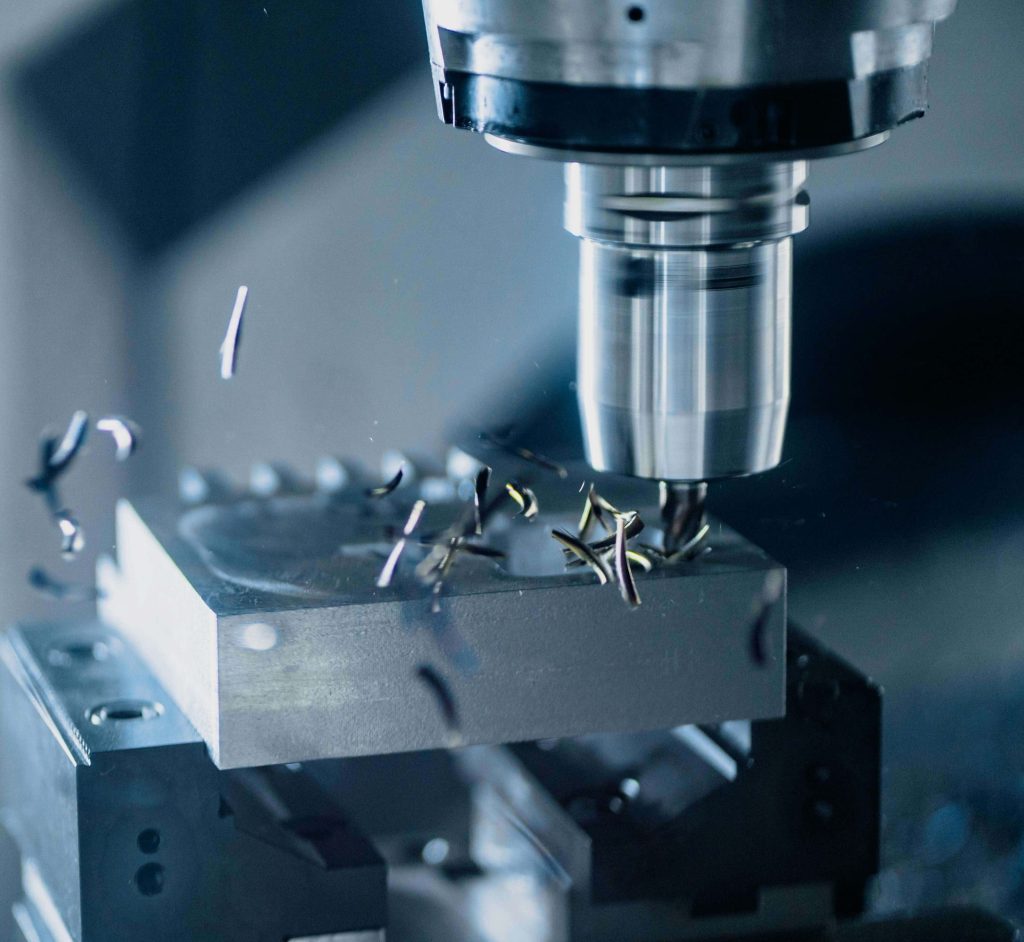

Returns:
571,161,804,481
578,239,791,481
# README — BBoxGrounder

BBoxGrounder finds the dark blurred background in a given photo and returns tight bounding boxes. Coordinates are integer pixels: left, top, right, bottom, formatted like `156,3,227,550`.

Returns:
0,0,1021,935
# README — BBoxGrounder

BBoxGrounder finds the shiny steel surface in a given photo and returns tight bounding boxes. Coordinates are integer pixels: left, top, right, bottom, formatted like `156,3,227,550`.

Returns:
484,134,891,166
578,240,791,480
422,0,957,483
98,490,786,769
423,0,956,89
571,162,800,481
566,162,809,247
0,622,388,942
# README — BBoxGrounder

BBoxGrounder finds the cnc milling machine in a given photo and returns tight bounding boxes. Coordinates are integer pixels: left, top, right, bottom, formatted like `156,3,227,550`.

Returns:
2,3,1017,941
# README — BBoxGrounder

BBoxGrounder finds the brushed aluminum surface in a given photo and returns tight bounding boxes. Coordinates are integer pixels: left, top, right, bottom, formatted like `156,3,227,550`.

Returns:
98,489,785,770
423,0,956,90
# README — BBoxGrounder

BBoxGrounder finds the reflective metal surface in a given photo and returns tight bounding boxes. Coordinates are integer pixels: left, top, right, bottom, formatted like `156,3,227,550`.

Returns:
423,0,956,90
571,162,801,481
485,134,891,166
98,483,786,769
0,622,387,942
421,0,958,485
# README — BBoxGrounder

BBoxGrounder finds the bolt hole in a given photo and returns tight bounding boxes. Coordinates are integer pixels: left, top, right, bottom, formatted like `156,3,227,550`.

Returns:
134,862,165,897
48,638,117,667
87,699,163,726
421,837,450,866
626,5,645,22
137,829,161,854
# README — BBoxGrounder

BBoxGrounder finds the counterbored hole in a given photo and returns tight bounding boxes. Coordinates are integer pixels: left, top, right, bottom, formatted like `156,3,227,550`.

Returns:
87,699,163,726
627,5,645,21
137,829,161,854
134,862,164,897
48,638,117,667
421,837,450,866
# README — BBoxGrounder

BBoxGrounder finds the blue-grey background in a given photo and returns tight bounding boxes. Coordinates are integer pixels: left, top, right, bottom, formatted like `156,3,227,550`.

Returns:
0,0,1021,935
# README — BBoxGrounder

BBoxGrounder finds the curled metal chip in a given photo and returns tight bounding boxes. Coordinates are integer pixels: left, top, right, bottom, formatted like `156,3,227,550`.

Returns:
220,285,248,379
97,415,141,462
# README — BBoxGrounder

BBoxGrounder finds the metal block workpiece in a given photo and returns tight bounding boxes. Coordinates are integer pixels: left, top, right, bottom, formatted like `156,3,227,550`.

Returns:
99,489,786,769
